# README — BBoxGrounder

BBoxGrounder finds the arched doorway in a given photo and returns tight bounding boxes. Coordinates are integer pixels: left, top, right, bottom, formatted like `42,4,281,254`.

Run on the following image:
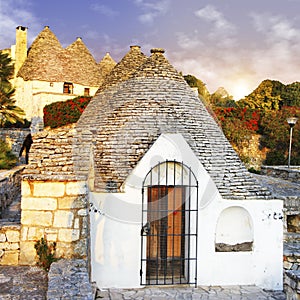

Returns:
140,160,198,286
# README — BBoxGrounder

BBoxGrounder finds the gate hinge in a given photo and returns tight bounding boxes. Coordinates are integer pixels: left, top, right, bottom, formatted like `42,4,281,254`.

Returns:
140,269,143,276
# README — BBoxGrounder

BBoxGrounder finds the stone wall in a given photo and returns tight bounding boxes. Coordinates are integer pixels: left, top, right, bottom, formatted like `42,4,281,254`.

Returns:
261,166,300,183
0,128,31,157
20,179,89,265
0,167,24,218
0,224,21,265
284,270,300,300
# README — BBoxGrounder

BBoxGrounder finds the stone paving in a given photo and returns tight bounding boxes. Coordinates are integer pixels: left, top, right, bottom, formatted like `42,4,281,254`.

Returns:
95,285,286,300
0,263,287,300
0,265,47,300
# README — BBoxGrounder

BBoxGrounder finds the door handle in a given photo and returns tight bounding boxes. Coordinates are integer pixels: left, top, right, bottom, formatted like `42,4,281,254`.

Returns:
141,221,150,235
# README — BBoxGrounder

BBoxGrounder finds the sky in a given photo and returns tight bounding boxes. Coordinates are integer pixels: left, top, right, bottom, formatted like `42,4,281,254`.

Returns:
1,0,300,100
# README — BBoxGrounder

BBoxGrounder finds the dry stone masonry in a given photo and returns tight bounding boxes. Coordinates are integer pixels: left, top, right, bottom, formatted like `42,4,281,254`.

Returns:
23,124,78,180
47,259,94,299
0,129,31,158
261,166,300,184
20,179,89,264
0,167,23,219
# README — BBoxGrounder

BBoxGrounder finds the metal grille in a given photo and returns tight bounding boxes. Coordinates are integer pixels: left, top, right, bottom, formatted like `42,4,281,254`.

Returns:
140,160,198,286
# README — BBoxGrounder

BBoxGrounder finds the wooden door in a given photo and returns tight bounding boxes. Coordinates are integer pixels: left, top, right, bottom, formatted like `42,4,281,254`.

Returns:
146,186,184,278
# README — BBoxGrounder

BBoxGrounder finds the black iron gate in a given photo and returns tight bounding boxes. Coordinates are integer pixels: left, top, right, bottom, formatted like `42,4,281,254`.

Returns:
140,160,198,286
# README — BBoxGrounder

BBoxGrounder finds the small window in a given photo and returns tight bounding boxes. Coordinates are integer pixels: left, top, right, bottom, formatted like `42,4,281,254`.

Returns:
84,88,90,96
63,82,73,94
287,214,300,233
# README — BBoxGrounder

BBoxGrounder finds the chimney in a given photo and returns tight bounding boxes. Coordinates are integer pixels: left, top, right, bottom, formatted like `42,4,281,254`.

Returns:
150,48,165,55
130,45,141,51
15,26,28,77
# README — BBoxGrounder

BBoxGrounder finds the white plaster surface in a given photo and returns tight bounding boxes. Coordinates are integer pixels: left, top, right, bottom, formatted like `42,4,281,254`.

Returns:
89,134,283,290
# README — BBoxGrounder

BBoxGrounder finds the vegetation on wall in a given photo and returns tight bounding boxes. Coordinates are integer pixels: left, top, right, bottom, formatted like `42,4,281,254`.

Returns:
43,96,91,128
34,237,58,272
0,139,17,169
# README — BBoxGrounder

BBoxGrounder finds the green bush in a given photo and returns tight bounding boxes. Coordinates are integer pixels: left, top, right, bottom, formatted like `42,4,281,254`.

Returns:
0,139,17,169
34,237,58,272
260,106,300,165
44,96,91,128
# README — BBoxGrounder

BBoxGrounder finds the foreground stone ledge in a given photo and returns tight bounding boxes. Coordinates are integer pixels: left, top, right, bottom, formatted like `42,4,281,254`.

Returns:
47,259,95,300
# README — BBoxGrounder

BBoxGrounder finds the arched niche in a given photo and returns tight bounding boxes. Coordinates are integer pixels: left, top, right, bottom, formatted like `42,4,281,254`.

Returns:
215,206,253,252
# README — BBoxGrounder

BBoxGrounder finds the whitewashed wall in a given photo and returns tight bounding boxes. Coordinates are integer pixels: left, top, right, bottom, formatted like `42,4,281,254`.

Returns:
89,134,283,290
14,77,98,120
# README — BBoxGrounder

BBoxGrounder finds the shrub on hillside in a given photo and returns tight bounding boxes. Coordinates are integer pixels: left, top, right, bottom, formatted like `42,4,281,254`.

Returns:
213,107,260,148
260,106,300,165
213,105,300,166
43,96,91,128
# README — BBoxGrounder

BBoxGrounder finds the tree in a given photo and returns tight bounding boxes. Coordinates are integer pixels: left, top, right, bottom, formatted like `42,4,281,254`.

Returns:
183,74,210,102
0,51,25,126
0,138,17,169
281,82,300,107
237,80,285,110
0,52,14,82
260,106,300,165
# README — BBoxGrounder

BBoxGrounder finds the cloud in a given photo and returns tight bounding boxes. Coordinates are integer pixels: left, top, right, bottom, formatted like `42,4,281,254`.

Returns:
195,5,235,32
90,4,119,17
175,32,202,50
251,13,300,43
194,5,237,47
0,0,40,49
133,0,170,25
249,13,300,85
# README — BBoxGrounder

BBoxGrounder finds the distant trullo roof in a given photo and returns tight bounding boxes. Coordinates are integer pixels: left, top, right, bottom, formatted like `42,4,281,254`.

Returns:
17,26,102,86
73,47,271,199
65,37,102,86
95,45,147,94
98,52,116,78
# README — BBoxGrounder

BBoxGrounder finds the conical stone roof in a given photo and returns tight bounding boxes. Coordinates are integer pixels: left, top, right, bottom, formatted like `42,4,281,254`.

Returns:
18,27,103,86
65,38,102,86
98,52,116,78
95,45,147,94
18,26,65,81
75,48,271,200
